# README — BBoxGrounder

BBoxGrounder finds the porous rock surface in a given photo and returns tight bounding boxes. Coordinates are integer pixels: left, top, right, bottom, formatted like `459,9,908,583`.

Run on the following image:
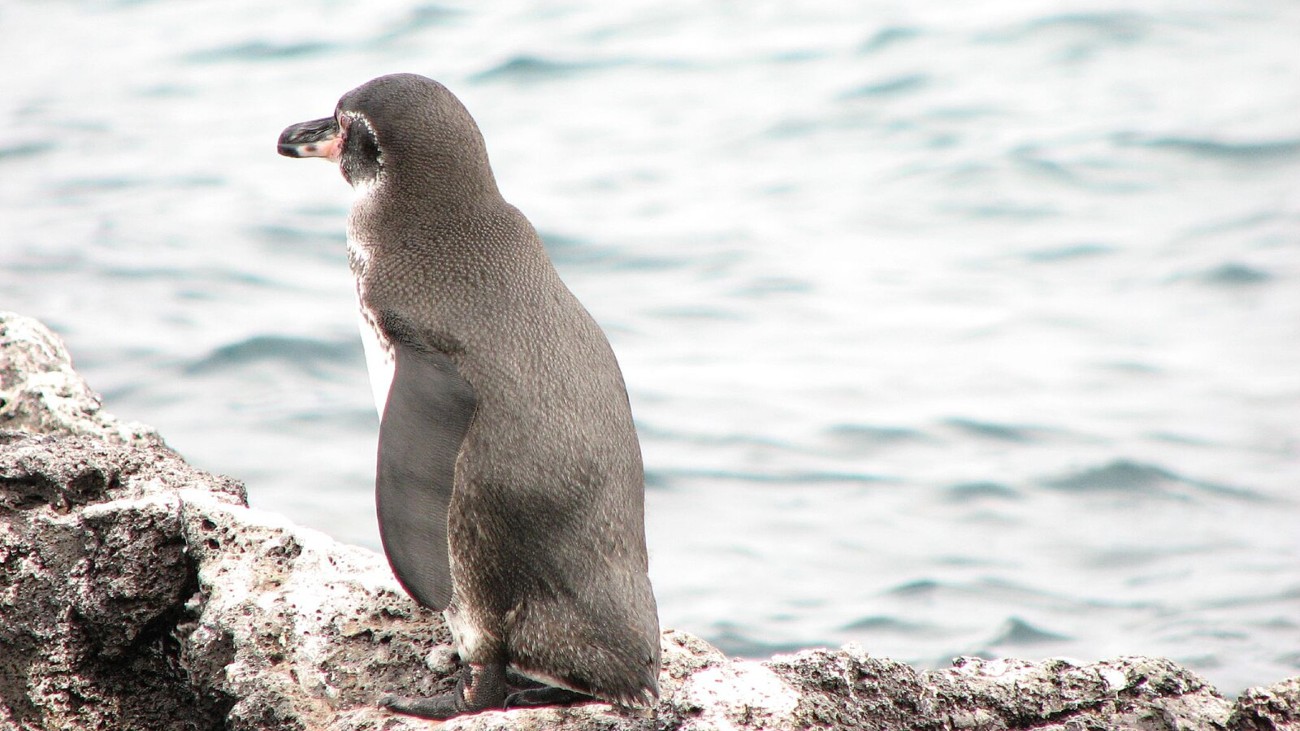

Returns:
2,310,1298,731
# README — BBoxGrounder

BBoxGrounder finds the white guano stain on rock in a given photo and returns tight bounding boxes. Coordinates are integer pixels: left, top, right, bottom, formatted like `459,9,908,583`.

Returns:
677,661,799,731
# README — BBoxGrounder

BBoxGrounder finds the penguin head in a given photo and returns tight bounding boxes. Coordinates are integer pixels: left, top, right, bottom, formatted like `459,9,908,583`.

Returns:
278,74,498,202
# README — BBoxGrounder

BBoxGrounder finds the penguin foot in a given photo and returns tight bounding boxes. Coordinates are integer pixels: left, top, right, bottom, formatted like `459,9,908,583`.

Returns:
504,685,595,709
380,662,507,720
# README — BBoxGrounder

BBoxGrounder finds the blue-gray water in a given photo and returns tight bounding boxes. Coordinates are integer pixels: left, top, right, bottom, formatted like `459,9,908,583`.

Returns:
4,0,1299,695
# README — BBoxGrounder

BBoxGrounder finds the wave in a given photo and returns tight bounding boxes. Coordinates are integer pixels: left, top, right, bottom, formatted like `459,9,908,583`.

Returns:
943,482,1021,503
185,40,340,64
982,616,1073,646
1043,459,1263,501
0,141,55,162
1195,262,1272,287
858,26,922,55
978,11,1151,47
185,335,358,376
470,54,627,83
840,73,929,100
1114,133,1300,162
841,614,940,634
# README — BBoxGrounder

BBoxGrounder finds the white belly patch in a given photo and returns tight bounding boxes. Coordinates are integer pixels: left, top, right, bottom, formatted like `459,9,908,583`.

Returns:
356,304,394,418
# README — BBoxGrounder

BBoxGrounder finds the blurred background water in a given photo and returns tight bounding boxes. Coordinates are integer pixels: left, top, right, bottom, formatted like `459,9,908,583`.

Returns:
3,0,1299,696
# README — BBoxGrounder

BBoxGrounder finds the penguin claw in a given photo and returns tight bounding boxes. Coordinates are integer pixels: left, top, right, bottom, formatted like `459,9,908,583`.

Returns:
379,693,463,720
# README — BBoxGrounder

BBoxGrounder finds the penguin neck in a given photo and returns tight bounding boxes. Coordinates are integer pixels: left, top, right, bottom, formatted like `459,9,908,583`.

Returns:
345,164,517,267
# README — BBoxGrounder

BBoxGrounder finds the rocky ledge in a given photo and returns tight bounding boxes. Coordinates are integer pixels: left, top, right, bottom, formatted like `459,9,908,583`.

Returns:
1,311,1297,731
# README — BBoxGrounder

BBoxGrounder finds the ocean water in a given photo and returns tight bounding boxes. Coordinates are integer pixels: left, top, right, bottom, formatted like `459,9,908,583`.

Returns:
3,0,1299,696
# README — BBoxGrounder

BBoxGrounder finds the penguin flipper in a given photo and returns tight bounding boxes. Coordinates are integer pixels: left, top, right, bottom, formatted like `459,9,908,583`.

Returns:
376,340,476,611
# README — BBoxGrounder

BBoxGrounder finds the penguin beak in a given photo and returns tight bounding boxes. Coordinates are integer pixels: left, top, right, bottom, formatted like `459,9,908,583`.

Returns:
277,116,343,161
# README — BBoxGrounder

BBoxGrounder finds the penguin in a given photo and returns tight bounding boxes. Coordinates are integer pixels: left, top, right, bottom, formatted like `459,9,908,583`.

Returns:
276,74,660,720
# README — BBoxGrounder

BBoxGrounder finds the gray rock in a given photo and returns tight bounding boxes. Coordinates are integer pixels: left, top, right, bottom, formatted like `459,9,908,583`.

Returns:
0,314,160,446
1230,676,1300,731
1,310,1297,731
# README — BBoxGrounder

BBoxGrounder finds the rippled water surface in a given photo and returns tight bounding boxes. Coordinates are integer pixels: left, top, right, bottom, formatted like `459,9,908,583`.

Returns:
4,0,1299,694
